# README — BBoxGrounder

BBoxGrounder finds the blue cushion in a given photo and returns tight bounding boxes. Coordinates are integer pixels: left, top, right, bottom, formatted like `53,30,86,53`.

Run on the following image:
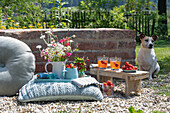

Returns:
18,76,103,102
0,36,35,96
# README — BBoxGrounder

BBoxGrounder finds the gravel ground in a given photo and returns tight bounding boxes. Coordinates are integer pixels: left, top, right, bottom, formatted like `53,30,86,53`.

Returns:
0,75,169,113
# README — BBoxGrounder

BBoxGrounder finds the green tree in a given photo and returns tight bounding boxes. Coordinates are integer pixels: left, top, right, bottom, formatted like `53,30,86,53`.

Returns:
158,0,168,36
125,0,156,12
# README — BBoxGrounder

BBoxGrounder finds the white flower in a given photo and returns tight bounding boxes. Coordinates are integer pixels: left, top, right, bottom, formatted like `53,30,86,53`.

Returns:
47,44,52,47
36,45,42,49
45,30,52,35
48,50,56,60
56,51,65,57
55,42,64,52
72,35,76,38
64,46,71,51
40,35,45,39
69,40,74,43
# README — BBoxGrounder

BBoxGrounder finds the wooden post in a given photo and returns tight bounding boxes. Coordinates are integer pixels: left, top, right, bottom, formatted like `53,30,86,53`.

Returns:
125,75,129,97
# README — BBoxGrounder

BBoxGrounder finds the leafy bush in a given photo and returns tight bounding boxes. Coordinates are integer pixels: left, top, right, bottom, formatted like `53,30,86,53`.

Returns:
77,0,127,29
0,0,71,29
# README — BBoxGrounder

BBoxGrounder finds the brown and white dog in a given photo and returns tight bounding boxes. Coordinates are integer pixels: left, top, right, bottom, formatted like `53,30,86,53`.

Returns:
137,33,160,80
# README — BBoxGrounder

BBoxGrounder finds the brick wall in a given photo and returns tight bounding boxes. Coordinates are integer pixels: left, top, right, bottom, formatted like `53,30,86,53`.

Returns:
0,28,136,74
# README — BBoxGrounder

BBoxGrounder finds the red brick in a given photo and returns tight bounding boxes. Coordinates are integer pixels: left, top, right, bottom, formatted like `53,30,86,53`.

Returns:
95,51,136,60
78,41,117,50
20,31,42,40
35,63,52,73
53,30,97,40
78,42,93,50
98,29,136,39
118,41,136,49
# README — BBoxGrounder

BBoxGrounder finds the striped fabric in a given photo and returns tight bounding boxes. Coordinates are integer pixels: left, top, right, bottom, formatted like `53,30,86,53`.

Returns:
71,77,100,88
18,76,103,102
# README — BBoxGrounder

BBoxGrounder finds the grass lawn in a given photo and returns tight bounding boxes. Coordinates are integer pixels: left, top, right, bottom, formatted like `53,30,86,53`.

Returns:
135,39,170,96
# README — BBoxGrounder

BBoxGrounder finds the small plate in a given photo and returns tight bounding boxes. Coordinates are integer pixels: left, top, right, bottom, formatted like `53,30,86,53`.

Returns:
123,70,136,73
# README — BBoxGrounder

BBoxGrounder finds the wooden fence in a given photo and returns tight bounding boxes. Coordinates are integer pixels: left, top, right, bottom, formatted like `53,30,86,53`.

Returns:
124,11,156,37
41,10,156,37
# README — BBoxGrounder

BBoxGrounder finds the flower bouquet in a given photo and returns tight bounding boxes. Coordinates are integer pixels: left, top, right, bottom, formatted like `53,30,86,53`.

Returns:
36,30,78,79
36,30,78,62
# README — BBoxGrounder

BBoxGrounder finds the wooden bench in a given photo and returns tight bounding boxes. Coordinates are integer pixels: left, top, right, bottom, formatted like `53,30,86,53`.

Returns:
90,67,149,97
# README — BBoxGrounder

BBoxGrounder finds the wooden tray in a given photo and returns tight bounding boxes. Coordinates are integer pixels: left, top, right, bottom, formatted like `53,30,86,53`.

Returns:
34,78,73,83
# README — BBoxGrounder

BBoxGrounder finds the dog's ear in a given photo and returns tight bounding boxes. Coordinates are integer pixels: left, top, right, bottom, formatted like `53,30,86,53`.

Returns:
152,34,158,41
138,33,145,39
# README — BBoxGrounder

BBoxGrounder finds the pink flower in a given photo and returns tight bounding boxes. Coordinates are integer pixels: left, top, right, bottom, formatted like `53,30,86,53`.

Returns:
52,44,55,47
59,38,65,43
66,52,72,57
65,43,70,46
65,37,70,41
48,59,51,62
40,49,44,57
44,51,48,55
44,56,47,60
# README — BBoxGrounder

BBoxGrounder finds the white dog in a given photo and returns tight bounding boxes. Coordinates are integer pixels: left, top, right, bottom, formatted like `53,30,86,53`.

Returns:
137,33,160,80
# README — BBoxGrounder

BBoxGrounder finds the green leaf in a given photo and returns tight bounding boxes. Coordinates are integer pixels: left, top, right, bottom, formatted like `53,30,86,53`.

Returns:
61,2,68,6
74,48,79,51
128,106,136,113
137,109,143,113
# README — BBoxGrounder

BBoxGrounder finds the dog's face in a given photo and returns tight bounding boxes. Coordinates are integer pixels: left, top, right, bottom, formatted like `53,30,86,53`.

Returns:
138,33,158,49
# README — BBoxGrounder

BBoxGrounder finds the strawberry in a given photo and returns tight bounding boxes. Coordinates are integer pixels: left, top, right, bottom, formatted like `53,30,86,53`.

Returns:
70,63,72,67
125,62,129,66
108,89,111,92
122,65,126,69
129,67,132,70
107,80,112,86
103,83,107,87
66,64,70,68
73,66,76,68
37,74,40,77
104,88,108,92
134,66,138,70
101,61,107,64
129,64,134,68
115,63,119,67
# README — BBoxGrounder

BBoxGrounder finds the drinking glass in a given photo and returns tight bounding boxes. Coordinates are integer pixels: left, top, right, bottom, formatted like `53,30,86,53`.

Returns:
110,57,121,70
97,56,108,69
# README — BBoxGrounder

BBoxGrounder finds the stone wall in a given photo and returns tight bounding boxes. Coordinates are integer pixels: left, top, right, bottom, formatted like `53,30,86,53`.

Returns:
0,28,136,73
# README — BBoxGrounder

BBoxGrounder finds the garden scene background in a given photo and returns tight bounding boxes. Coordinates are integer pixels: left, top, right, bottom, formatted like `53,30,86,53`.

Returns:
0,0,169,112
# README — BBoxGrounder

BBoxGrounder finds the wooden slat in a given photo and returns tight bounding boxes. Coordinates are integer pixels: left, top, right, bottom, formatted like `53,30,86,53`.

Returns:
90,68,149,80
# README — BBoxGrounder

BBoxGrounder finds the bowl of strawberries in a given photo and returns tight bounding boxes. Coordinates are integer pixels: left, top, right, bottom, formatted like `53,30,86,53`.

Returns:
65,63,78,79
122,62,138,73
